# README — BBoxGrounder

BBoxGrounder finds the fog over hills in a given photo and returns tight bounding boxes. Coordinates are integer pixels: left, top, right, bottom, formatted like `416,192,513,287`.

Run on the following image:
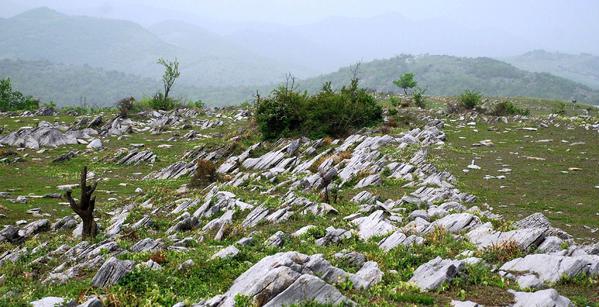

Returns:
297,55,599,104
1,1,599,105
0,7,295,87
504,50,599,90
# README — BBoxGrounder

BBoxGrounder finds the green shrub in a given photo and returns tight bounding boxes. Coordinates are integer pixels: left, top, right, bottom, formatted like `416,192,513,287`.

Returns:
389,96,401,107
302,80,382,138
234,294,253,307
412,87,427,109
0,78,39,111
480,240,524,263
388,292,435,305
255,79,382,140
149,93,179,111
255,85,307,140
459,90,482,110
491,101,530,116
553,102,567,115
187,100,205,109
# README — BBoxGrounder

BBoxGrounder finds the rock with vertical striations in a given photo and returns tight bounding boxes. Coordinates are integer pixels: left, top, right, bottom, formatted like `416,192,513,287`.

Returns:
264,274,352,307
91,257,134,288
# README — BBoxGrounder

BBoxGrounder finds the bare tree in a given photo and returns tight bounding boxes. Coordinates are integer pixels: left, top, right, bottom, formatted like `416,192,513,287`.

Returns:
350,62,362,81
157,58,180,102
65,166,98,239
283,73,297,93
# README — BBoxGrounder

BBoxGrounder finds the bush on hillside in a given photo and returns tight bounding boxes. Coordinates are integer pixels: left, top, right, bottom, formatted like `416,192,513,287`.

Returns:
458,90,482,110
255,84,307,140
0,78,39,112
187,100,205,110
490,101,530,116
116,96,135,118
412,87,427,109
255,79,382,140
302,80,382,138
552,102,567,115
388,96,401,108
149,93,179,111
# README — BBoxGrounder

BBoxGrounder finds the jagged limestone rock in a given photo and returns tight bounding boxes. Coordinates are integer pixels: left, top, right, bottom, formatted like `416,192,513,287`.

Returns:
91,257,134,288
409,257,464,291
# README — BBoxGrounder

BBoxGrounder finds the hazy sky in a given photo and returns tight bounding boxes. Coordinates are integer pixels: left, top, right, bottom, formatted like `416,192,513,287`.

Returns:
5,0,599,26
3,0,599,56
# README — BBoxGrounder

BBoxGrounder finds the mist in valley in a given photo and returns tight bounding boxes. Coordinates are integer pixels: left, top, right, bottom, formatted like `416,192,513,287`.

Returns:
1,0,599,105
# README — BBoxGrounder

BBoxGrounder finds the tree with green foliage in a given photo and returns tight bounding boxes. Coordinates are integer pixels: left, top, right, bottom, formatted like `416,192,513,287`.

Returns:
393,72,417,95
157,58,180,104
0,78,39,112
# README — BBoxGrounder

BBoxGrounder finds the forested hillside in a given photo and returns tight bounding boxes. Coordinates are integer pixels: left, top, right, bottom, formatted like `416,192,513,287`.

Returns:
298,55,599,104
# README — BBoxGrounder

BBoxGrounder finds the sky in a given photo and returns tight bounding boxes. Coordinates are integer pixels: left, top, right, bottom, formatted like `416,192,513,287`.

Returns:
4,0,599,27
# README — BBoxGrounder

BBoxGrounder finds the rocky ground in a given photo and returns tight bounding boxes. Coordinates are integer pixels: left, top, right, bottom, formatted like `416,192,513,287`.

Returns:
0,99,597,306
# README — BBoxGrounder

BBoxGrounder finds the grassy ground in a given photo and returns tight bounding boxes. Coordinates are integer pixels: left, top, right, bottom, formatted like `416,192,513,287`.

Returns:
432,119,599,241
0,97,598,305
0,111,258,224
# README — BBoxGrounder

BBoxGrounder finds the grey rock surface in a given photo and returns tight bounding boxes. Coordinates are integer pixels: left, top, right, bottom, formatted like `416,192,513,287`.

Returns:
509,289,574,307
409,257,464,291
500,254,599,284
466,223,547,250
91,257,134,288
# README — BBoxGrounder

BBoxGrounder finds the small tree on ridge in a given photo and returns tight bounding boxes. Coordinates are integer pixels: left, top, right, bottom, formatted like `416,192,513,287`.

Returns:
394,72,417,95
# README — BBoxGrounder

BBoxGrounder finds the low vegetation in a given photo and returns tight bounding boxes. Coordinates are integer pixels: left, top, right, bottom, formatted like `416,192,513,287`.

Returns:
0,78,39,112
255,78,382,139
490,100,530,116
459,90,482,110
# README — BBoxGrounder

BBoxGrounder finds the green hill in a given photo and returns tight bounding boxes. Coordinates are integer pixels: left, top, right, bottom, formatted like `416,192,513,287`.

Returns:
296,55,599,104
0,8,171,78
503,50,599,90
4,54,599,107
0,59,261,106
0,59,158,106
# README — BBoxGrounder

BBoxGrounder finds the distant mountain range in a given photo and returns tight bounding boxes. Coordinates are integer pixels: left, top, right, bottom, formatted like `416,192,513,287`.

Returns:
0,7,296,87
3,55,598,106
224,13,532,73
1,7,599,106
503,50,599,90
0,59,260,106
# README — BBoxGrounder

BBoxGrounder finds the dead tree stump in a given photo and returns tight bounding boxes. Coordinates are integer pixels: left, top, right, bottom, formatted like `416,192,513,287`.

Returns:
65,166,98,239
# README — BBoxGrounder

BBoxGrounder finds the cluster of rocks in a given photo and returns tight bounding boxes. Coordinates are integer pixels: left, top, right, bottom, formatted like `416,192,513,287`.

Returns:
0,219,50,246
0,121,97,149
193,251,382,306
146,145,229,180
3,109,597,306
